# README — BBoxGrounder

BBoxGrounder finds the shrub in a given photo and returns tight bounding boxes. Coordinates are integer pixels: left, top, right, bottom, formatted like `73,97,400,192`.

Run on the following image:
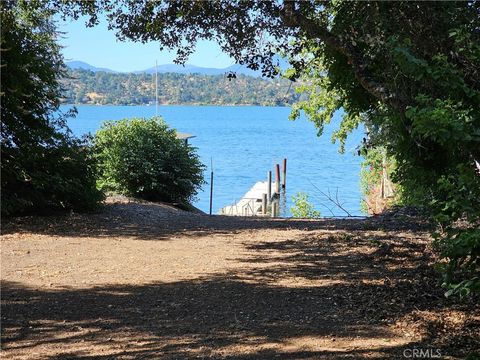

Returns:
291,192,321,218
94,117,205,205
2,135,104,216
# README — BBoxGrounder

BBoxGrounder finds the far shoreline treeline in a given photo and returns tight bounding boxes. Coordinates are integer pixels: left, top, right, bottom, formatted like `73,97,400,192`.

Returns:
61,68,304,107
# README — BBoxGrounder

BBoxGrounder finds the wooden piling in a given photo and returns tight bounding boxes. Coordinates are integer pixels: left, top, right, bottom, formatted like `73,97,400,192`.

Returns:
275,164,280,194
262,193,267,215
282,158,287,189
272,201,278,218
209,158,214,215
267,171,272,204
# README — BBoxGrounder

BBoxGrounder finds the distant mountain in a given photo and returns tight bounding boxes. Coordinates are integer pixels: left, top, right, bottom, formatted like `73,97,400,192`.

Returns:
66,61,116,73
66,58,289,77
137,63,262,77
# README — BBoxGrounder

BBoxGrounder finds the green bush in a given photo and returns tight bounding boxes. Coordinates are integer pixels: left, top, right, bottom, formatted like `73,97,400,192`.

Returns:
2,137,104,216
94,117,205,205
291,192,321,219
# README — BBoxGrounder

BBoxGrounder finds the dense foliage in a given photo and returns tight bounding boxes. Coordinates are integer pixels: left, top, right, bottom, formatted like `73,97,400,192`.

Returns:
288,3,480,296
94,118,205,205
61,69,301,106
0,1,103,216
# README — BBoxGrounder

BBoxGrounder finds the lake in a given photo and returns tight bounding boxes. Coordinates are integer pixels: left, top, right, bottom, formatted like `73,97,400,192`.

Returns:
62,105,365,216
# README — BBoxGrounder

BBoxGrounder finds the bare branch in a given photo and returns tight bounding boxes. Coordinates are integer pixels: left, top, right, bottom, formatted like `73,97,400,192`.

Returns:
308,179,353,217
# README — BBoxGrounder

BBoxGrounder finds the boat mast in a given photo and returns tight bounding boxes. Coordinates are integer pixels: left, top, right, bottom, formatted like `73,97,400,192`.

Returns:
155,60,158,117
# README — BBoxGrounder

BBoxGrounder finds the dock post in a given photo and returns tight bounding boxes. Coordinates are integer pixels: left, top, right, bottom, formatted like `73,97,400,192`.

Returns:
267,171,272,204
282,158,287,189
209,159,214,215
262,193,267,215
272,201,278,218
275,164,280,194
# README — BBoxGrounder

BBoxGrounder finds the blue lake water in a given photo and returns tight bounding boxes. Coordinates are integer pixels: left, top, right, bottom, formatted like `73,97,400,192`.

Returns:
62,105,365,216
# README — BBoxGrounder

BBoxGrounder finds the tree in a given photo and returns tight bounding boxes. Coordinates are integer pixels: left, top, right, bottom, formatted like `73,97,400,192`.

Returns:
0,0,103,215
93,117,205,205
283,2,480,297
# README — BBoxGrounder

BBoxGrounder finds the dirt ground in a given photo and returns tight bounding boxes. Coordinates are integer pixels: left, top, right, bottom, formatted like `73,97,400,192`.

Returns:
1,197,479,359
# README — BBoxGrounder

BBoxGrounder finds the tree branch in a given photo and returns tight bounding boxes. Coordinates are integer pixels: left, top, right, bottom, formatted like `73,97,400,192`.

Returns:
280,1,403,112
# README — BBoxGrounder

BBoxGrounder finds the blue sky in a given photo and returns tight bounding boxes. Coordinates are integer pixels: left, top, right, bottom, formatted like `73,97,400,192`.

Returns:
57,16,235,72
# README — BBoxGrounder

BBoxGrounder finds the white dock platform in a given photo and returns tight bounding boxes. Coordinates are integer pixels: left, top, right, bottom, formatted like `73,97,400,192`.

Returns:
220,181,277,216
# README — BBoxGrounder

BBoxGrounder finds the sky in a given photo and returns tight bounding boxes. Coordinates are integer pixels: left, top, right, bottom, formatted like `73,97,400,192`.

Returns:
57,16,235,72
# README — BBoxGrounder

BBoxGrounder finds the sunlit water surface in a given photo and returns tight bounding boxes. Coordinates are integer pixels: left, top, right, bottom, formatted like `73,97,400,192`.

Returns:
63,105,365,216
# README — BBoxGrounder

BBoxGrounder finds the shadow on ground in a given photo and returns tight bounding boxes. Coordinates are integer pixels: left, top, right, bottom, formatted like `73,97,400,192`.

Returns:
0,278,453,359
2,229,478,359
2,200,477,358
1,201,432,241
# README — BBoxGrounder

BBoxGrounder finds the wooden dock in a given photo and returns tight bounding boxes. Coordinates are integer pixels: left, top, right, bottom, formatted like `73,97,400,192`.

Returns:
220,181,277,216
219,158,286,217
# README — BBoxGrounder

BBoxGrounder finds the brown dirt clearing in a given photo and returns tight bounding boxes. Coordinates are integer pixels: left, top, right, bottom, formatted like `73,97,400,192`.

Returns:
1,197,478,359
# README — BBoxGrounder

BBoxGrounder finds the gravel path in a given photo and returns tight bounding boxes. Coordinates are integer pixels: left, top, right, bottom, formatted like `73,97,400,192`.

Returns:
1,197,478,359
